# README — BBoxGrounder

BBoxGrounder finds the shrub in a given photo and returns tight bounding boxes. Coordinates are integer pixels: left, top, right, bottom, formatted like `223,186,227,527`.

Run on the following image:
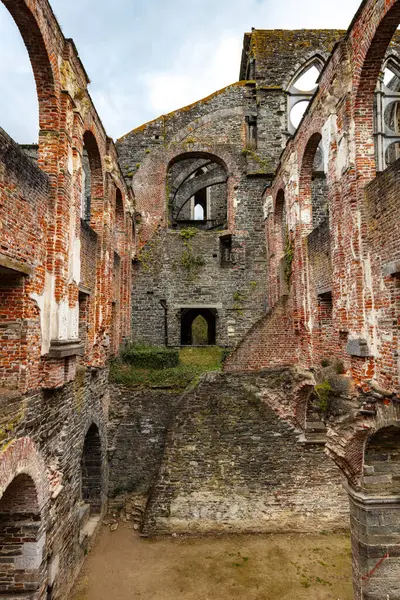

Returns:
313,380,333,414
121,345,179,369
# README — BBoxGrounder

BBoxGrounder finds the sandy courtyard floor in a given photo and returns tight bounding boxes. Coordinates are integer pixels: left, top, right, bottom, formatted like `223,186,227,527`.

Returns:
72,524,352,600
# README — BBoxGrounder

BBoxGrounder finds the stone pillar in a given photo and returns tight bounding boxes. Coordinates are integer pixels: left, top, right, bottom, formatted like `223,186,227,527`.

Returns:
349,485,400,600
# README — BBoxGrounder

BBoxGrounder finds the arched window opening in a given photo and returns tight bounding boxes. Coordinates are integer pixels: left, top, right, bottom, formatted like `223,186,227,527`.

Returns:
180,308,217,346
0,474,45,596
81,424,103,514
115,189,125,254
0,269,27,390
363,426,400,495
300,133,328,234
275,190,289,297
0,3,39,144
81,131,103,226
81,148,91,222
311,144,328,230
376,57,400,170
168,154,228,230
287,58,324,134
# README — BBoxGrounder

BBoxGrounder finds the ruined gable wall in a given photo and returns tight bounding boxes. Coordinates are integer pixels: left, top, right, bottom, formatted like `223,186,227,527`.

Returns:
118,83,269,348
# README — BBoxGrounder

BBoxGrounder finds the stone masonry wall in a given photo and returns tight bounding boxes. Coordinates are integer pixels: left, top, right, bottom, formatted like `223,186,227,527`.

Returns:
144,370,349,534
0,367,109,599
107,387,177,497
132,227,267,348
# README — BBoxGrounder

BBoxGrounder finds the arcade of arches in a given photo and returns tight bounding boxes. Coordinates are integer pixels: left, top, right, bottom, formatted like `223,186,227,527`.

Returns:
2,0,400,599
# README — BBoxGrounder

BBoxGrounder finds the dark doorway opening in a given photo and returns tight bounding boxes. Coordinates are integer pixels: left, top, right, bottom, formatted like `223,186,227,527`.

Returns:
0,473,44,596
81,423,102,514
181,308,217,346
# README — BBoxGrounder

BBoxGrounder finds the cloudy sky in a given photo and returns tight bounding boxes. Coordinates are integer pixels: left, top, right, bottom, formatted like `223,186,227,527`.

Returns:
0,0,361,143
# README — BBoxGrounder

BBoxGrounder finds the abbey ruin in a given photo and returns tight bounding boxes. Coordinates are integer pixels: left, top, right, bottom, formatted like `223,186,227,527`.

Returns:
1,0,400,598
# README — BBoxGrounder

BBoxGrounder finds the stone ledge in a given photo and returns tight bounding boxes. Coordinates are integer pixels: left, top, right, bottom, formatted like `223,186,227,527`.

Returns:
0,253,33,276
383,260,400,277
48,340,84,359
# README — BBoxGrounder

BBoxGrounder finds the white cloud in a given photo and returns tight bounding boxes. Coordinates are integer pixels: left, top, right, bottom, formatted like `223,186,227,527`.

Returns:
143,36,241,116
0,0,363,142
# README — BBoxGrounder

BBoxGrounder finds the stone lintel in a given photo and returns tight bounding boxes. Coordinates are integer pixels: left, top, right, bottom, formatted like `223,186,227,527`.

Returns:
0,253,34,277
317,287,332,298
383,260,400,277
48,339,84,358
79,285,92,296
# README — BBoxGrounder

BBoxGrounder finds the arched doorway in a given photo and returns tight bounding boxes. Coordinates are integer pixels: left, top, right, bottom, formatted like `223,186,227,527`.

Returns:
363,425,400,495
0,473,45,596
81,424,102,514
181,308,217,346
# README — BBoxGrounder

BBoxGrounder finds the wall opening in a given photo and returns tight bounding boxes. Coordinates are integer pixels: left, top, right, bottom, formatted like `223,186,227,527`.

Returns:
317,291,334,360
168,154,228,230
181,308,217,346
274,190,289,297
220,234,232,268
81,424,102,514
287,58,324,134
0,269,26,390
81,131,103,227
363,426,400,495
375,57,400,170
300,133,328,236
115,189,125,254
78,290,90,358
0,474,44,596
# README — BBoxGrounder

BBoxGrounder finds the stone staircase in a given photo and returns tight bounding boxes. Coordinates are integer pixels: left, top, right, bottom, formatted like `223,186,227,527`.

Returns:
303,421,327,444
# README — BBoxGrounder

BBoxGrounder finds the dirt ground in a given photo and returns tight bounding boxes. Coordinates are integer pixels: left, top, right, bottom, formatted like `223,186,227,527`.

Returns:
71,524,353,600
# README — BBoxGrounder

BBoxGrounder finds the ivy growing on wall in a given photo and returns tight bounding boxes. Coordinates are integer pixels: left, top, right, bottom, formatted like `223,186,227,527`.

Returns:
178,228,205,280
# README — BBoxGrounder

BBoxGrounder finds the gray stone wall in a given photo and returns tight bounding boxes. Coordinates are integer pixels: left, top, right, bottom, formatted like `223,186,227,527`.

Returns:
132,227,267,348
0,368,109,600
107,387,177,497
143,370,349,534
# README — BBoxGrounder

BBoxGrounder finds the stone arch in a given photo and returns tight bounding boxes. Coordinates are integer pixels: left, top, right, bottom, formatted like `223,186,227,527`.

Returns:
82,130,104,229
376,53,400,169
80,422,103,514
274,189,286,260
114,187,125,253
363,424,400,495
167,152,228,230
1,0,58,134
286,54,325,91
0,438,49,597
274,189,289,298
0,474,46,596
353,1,400,180
299,131,328,234
181,308,217,346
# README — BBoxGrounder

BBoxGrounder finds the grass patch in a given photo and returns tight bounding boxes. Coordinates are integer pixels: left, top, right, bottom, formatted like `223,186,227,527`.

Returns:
179,347,224,368
110,346,225,391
